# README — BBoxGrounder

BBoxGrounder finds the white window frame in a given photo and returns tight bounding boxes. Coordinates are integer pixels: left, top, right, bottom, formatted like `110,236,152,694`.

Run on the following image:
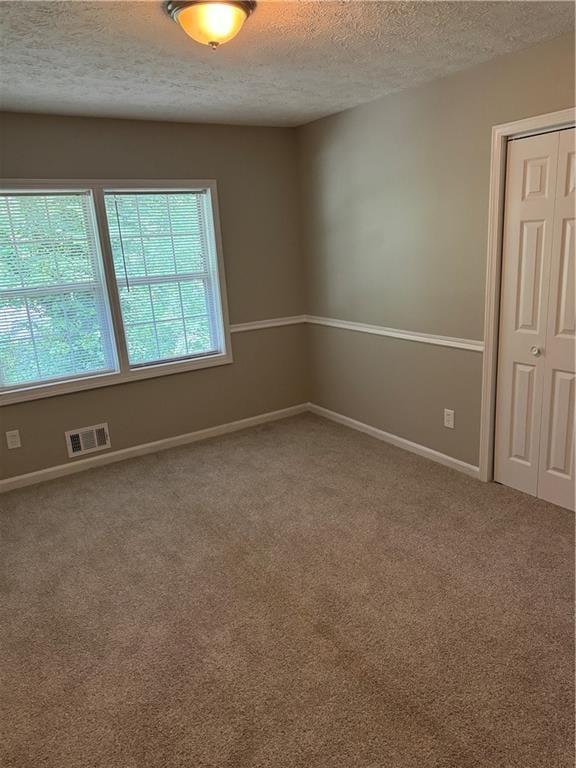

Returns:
0,179,233,406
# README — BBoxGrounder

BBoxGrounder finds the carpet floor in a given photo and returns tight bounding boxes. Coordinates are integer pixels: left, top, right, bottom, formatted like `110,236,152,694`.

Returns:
0,414,573,768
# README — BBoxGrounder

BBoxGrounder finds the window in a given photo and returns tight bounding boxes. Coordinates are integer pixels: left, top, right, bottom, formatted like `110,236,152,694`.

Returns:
0,192,116,390
104,191,223,367
0,182,231,404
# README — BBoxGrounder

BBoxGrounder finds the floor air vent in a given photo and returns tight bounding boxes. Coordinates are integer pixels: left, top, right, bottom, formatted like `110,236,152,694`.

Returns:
65,423,111,458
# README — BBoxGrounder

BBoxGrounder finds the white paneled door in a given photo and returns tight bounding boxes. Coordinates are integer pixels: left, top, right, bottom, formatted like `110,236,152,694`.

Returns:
495,128,575,511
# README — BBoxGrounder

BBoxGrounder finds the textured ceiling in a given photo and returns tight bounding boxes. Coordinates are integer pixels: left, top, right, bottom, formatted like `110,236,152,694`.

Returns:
0,1,573,126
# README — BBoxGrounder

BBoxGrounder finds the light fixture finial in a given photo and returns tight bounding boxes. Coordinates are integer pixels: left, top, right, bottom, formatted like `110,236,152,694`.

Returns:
166,1,256,49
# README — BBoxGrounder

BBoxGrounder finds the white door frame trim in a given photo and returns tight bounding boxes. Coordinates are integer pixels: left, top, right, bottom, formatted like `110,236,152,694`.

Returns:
479,107,576,482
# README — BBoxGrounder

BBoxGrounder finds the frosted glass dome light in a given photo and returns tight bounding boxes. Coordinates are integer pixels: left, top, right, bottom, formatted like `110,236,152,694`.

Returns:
167,1,257,49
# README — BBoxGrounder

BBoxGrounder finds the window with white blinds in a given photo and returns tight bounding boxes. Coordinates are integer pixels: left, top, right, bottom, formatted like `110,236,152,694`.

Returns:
104,191,224,367
0,182,230,403
0,192,117,392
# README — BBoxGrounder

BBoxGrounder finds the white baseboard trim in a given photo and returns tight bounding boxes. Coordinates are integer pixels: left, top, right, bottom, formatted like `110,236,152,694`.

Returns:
1,401,480,493
0,404,309,494
307,403,480,478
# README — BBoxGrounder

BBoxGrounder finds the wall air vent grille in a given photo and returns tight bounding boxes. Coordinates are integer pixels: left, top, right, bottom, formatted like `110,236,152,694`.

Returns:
65,423,111,458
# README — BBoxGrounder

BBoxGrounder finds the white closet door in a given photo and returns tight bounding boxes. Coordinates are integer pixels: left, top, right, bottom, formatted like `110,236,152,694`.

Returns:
494,131,560,497
537,128,575,511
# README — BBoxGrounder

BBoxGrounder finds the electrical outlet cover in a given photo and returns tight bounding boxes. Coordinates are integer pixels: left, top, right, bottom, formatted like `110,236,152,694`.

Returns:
6,429,21,449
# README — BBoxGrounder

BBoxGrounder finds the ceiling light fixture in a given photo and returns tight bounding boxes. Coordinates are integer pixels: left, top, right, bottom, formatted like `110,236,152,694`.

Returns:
166,1,256,50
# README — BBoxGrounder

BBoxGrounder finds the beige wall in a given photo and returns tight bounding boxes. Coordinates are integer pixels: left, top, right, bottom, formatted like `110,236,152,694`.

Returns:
2,326,308,477
309,326,483,467
0,112,304,323
299,33,575,465
0,113,308,479
1,33,575,480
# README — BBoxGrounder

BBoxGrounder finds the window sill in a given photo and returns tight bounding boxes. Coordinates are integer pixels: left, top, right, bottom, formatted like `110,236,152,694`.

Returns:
0,351,234,407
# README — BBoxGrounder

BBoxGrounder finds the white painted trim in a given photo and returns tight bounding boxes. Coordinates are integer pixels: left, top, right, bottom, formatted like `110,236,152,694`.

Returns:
0,353,233,407
488,109,576,141
0,404,308,493
0,400,480,493
232,314,484,352
307,316,484,352
479,108,576,482
230,315,307,333
308,403,480,478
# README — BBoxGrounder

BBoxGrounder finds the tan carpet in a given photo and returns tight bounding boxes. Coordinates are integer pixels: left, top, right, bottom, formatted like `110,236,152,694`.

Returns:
0,414,573,768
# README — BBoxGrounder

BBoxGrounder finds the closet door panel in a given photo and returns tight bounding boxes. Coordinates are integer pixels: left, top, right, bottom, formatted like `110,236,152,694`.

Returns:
494,131,559,496
538,128,576,511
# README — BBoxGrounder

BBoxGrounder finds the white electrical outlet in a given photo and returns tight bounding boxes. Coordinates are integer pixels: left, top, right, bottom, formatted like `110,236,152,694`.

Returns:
6,429,21,449
443,409,455,429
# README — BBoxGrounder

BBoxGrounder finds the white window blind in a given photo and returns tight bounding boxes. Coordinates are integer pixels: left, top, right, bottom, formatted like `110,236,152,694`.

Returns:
0,182,230,404
0,192,117,392
104,191,224,367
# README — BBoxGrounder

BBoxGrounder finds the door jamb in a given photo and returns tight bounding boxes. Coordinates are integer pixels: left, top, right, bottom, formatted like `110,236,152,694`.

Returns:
479,107,576,482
